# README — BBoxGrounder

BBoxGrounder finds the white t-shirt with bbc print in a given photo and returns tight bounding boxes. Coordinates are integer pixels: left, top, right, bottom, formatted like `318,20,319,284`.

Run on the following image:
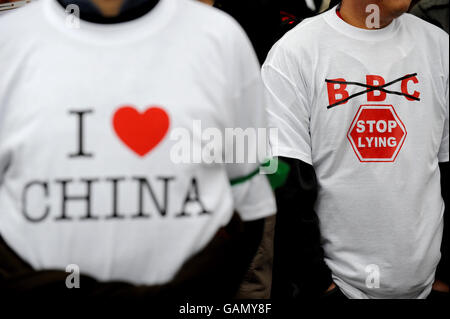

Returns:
263,7,449,299
0,0,275,285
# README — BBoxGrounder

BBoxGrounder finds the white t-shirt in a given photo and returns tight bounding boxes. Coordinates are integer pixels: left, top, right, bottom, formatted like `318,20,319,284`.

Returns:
0,0,276,285
263,7,449,299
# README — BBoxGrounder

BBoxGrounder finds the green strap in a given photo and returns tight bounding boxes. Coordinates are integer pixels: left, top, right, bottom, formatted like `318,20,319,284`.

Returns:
266,158,290,190
229,158,290,190
230,167,260,186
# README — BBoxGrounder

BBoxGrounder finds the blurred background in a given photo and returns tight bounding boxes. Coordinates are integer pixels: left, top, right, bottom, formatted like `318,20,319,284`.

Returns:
2,0,446,61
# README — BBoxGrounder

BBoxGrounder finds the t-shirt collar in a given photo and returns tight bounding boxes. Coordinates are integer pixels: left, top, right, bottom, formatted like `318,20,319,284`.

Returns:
43,0,177,45
324,5,401,42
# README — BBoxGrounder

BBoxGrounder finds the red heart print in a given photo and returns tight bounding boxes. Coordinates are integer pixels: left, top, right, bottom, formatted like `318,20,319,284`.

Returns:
113,106,170,157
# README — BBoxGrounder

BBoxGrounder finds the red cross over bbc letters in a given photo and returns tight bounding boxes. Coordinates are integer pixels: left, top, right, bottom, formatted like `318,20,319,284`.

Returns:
326,74,420,162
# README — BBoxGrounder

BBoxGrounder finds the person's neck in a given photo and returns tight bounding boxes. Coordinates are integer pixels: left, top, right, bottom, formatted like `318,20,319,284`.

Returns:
339,1,394,30
56,0,160,24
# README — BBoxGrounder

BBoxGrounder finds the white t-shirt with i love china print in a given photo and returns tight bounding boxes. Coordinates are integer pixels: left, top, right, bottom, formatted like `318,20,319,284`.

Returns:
0,0,276,285
263,7,448,298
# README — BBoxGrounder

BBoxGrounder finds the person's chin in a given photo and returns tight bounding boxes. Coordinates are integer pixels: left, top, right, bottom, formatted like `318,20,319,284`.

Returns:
378,0,410,17
389,2,411,17
382,7,408,21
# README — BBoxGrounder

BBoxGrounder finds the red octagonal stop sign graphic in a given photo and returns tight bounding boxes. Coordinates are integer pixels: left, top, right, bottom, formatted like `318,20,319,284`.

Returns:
347,105,407,162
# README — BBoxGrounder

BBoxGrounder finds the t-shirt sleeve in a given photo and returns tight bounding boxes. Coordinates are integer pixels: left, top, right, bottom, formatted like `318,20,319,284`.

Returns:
0,133,8,186
0,133,5,186
0,35,10,187
438,78,449,162
262,44,313,165
224,22,276,222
